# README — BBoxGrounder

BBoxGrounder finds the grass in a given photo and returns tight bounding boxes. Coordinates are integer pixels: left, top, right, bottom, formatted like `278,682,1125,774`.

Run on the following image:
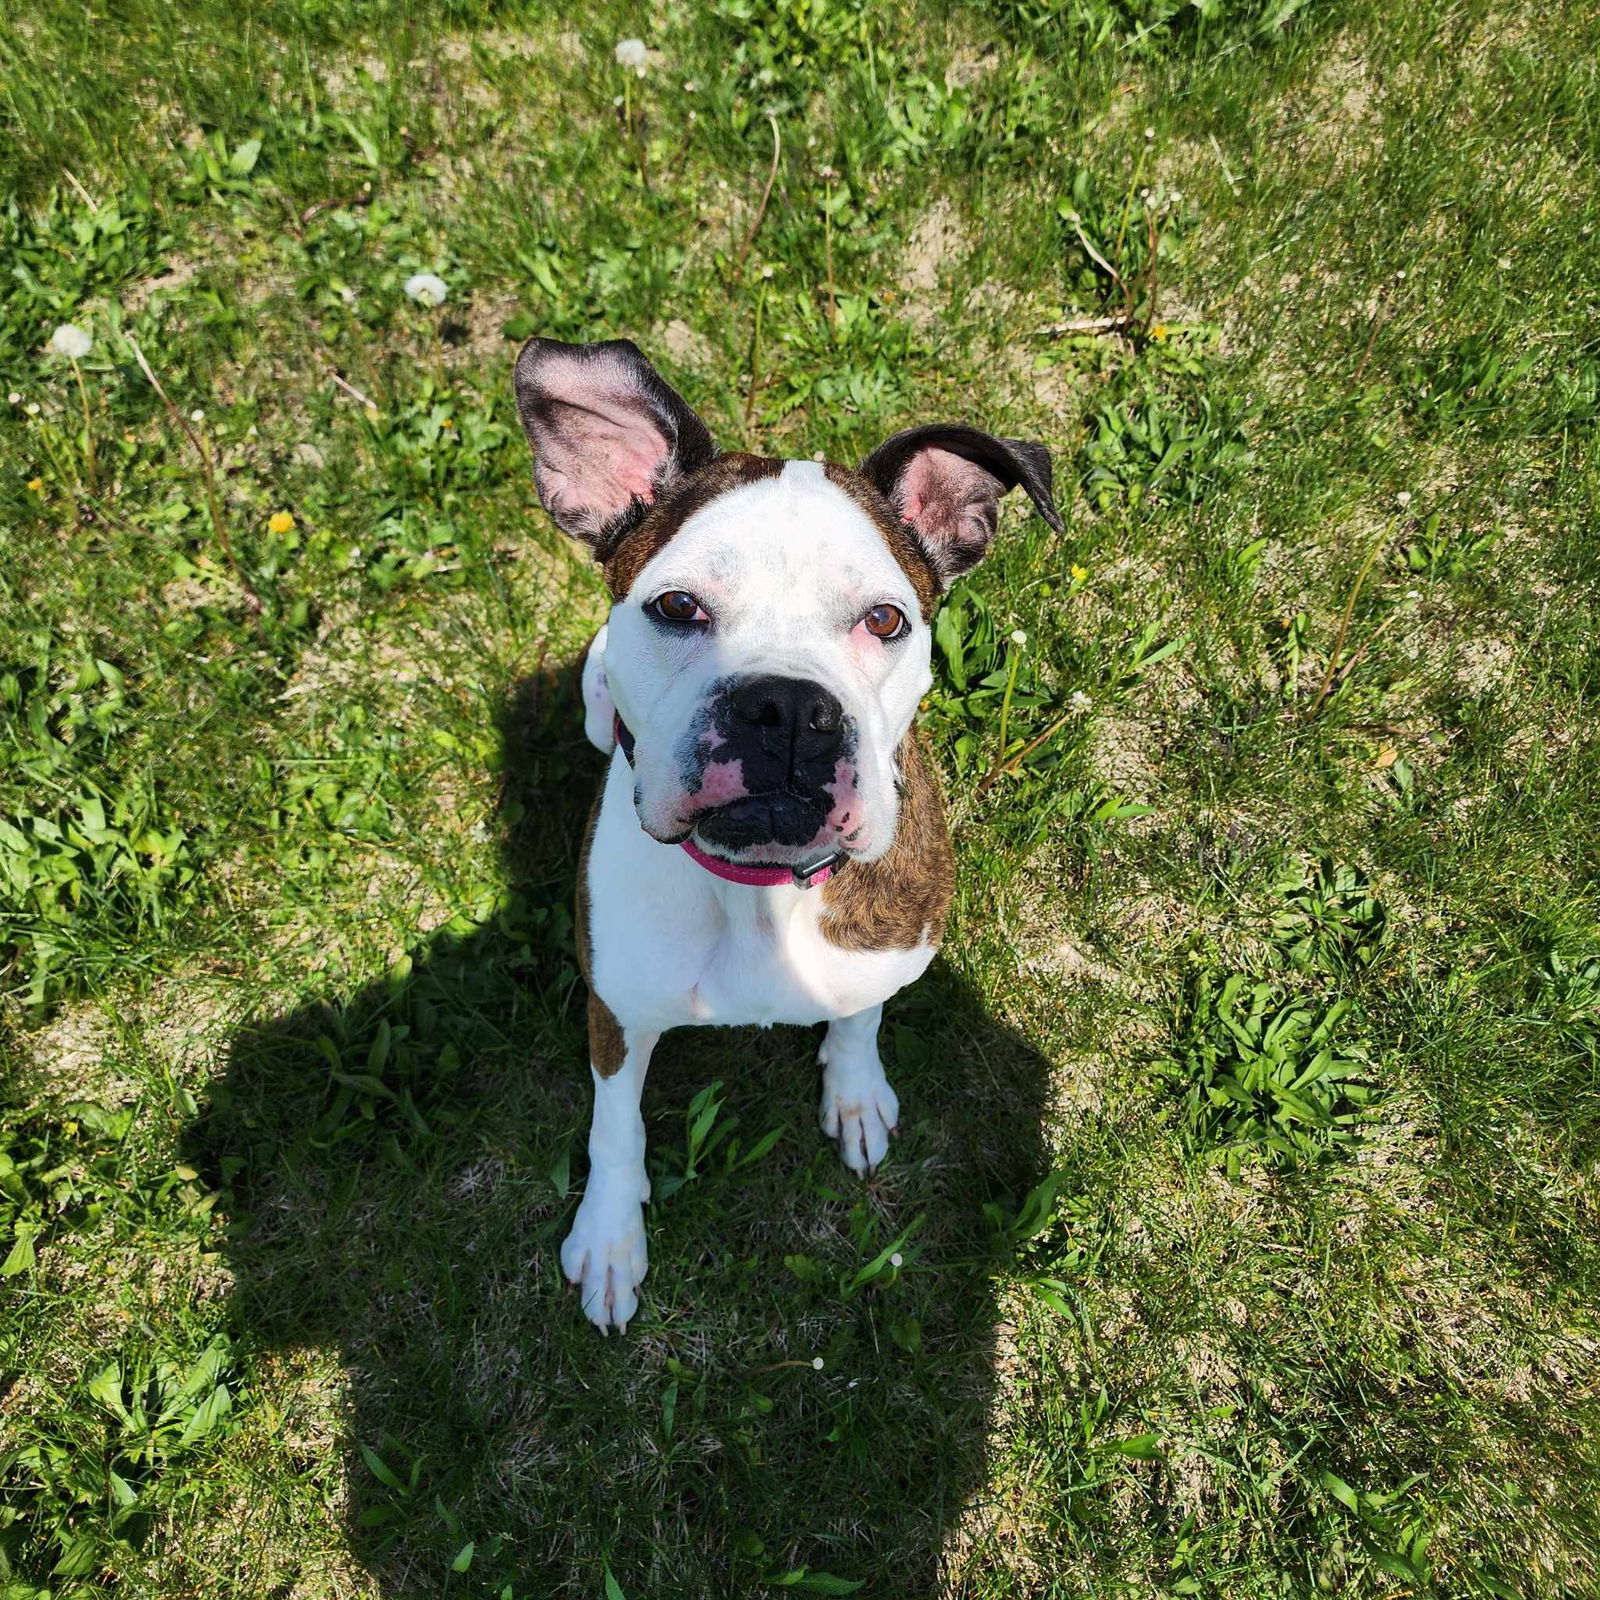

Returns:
2,0,1599,1594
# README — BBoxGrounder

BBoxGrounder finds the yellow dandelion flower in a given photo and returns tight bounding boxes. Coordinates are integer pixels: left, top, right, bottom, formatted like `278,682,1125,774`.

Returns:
1150,323,1169,341
268,511,296,535
440,417,455,429
1070,564,1089,583
26,476,44,493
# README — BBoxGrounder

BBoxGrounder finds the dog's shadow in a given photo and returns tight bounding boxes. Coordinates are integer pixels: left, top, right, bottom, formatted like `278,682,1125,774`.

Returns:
189,662,1050,1597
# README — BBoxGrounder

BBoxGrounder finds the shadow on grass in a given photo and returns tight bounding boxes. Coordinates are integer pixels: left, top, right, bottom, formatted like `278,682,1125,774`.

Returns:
188,661,1050,1597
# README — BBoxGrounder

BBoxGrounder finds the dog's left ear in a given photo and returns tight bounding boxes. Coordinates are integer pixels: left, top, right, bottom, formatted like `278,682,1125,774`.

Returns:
859,424,1063,586
513,336,718,557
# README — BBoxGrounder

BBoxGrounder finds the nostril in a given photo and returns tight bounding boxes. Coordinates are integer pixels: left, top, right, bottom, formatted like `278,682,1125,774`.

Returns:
755,698,783,728
807,699,840,734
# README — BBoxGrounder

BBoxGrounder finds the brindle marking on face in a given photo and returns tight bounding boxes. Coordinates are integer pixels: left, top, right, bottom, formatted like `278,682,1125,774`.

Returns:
821,461,943,620
603,453,785,598
574,794,628,1079
819,730,954,952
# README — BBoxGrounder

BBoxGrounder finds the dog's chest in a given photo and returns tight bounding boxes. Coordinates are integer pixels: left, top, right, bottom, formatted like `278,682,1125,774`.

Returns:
585,758,934,1030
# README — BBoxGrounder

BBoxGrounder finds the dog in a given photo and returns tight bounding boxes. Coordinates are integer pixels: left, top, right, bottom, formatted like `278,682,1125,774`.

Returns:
513,337,1062,1330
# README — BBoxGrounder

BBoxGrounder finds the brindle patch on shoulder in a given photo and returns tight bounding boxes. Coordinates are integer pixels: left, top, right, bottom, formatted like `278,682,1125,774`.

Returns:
819,730,955,952
604,453,785,598
821,461,942,621
574,790,628,1079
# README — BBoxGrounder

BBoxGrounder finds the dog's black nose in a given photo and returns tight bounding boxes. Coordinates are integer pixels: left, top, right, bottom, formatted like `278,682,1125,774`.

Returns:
727,675,844,758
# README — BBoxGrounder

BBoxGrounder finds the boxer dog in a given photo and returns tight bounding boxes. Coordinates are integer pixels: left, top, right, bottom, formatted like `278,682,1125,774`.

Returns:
514,337,1061,1330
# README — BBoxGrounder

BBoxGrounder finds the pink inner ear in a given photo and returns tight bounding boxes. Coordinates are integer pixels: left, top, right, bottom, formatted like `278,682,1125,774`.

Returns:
898,447,1000,545
533,352,672,530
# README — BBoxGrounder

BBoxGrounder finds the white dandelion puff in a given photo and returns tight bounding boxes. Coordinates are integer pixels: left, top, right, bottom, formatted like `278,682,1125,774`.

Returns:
811,1356,825,1371
1069,690,1092,713
49,324,93,359
1010,629,1028,647
404,272,449,307
614,38,648,72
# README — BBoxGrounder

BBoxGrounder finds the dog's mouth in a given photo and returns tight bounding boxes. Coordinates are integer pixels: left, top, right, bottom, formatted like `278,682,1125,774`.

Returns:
691,792,831,855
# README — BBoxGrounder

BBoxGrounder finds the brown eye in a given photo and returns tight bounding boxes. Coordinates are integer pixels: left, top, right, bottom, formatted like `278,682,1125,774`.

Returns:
862,603,907,640
649,590,706,624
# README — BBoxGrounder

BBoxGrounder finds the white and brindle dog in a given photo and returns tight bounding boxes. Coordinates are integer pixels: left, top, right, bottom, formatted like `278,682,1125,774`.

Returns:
513,336,1062,1331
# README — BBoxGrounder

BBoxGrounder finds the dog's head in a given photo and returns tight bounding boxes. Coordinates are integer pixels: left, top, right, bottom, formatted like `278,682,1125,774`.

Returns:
514,337,1062,872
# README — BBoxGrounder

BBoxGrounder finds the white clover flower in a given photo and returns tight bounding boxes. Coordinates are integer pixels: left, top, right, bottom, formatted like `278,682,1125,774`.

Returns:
889,1252,903,1268
1144,126,1156,140
1406,588,1422,600
49,323,93,359
26,402,41,415
811,1356,825,1371
812,450,826,462
1069,690,1093,713
684,80,698,93
1010,629,1028,647
1396,491,1413,508
7,392,20,405
404,272,449,307
190,408,205,423
615,38,648,73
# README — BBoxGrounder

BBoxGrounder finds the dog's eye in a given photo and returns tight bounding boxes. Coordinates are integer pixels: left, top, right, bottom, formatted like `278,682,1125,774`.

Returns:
861,603,908,640
649,590,707,625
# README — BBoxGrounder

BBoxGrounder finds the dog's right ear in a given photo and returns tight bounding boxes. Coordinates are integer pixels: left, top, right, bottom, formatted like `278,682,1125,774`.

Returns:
513,337,718,557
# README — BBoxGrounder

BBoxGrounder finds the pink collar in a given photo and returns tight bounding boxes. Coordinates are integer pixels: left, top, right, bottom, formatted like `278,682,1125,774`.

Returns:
680,836,840,889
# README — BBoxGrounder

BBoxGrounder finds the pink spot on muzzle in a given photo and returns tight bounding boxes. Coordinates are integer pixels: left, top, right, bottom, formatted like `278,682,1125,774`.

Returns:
692,758,749,808
825,761,867,846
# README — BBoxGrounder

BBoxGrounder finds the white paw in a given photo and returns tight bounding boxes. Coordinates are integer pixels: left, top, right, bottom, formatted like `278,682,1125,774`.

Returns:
560,1177,648,1333
819,1053,899,1175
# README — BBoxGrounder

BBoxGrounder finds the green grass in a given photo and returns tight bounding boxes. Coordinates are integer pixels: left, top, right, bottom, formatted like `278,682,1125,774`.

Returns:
3,0,1599,1594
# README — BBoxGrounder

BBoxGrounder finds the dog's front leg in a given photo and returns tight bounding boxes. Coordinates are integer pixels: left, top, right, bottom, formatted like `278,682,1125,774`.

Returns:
561,993,659,1333
818,1003,899,1176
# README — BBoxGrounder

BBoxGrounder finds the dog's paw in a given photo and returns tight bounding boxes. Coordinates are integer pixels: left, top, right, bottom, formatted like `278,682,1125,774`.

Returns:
819,1057,899,1176
560,1182,648,1333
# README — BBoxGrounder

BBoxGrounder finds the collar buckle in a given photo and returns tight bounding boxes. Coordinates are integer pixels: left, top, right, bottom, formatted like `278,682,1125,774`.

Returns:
791,850,845,889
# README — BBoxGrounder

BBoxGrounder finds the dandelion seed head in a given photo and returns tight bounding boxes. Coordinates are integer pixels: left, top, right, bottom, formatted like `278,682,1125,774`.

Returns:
811,1356,825,1371
404,272,449,307
1010,629,1028,647
49,323,92,359
614,38,648,70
